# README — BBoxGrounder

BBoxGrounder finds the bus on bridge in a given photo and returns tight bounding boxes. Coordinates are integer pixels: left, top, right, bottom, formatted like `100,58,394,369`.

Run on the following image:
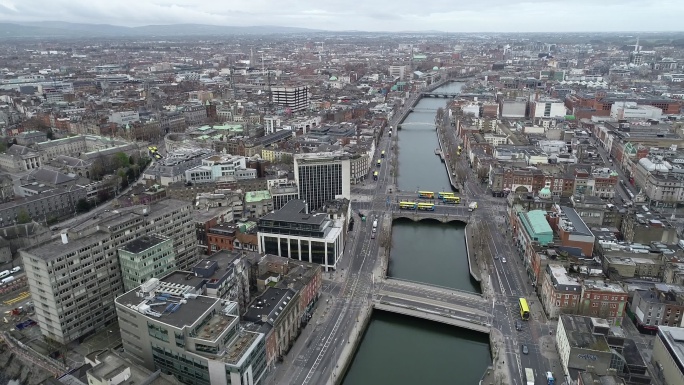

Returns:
399,201,417,210
418,191,435,199
373,171,378,181
417,203,435,211
438,192,455,199
443,196,461,204
519,298,530,320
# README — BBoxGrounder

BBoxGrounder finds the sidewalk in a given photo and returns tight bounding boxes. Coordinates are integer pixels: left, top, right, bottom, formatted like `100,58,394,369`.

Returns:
480,327,514,385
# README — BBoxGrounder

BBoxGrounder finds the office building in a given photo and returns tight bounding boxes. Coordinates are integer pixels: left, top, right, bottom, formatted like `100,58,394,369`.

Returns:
19,200,197,344
118,234,176,292
86,349,179,385
257,200,344,271
294,152,350,212
541,265,581,319
244,191,273,218
115,278,267,385
191,250,250,311
652,326,684,385
269,181,299,211
185,155,256,185
271,86,309,112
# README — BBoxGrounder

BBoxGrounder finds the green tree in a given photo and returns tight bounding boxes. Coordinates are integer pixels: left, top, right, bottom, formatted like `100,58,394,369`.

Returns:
16,209,31,224
278,154,294,165
46,129,55,140
129,155,136,165
114,152,129,170
76,198,92,213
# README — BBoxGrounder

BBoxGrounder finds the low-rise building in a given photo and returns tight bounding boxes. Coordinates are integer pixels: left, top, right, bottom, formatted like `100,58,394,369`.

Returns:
185,154,256,185
557,315,614,379
578,280,629,326
541,264,582,319
115,278,268,385
245,190,273,218
86,349,179,385
630,286,684,332
191,250,249,311
547,205,596,258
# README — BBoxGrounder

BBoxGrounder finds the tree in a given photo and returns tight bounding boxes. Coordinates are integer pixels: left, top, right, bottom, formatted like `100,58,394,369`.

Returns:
76,198,92,213
129,155,135,165
46,129,55,140
278,154,294,166
114,152,129,170
16,209,30,224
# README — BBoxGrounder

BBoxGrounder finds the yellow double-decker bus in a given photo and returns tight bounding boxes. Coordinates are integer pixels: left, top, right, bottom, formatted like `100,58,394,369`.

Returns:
377,159,382,167
399,201,417,210
438,192,455,199
373,171,378,181
418,191,434,199
443,196,461,204
381,150,386,158
519,298,530,320
417,203,435,211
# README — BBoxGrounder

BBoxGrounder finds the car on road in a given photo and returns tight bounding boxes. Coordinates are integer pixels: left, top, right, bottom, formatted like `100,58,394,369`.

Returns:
371,232,375,239
494,254,499,260
501,257,507,263
515,321,522,331
522,344,528,355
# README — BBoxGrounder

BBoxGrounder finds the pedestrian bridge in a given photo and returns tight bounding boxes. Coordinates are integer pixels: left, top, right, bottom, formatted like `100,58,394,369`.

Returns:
391,210,470,223
374,278,491,333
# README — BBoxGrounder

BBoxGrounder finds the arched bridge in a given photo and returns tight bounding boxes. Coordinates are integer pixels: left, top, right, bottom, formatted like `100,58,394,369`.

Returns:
391,210,470,223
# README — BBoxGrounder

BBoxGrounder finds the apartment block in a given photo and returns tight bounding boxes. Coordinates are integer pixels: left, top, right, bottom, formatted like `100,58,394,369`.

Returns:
19,199,197,344
115,278,267,385
118,234,176,292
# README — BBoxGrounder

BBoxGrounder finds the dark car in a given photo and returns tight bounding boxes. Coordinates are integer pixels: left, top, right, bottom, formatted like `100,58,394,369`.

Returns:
515,321,522,331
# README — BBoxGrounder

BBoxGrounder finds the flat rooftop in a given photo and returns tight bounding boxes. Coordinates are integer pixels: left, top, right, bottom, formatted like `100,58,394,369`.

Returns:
116,288,218,330
119,234,168,254
658,326,684,370
223,331,260,366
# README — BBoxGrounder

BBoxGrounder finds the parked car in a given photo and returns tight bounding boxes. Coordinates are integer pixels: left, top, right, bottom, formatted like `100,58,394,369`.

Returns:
515,321,522,331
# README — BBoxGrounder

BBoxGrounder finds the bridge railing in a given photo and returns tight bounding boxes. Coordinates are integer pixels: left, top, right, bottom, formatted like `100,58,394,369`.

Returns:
380,277,484,298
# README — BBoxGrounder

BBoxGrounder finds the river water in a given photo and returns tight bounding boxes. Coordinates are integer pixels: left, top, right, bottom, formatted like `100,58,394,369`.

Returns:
342,82,491,385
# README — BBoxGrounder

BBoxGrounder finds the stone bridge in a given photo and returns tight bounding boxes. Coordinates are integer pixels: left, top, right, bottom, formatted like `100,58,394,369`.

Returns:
391,210,470,224
421,92,460,98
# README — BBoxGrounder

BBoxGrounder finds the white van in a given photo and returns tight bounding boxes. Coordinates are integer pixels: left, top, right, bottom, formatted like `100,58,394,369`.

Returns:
0,270,9,279
10,266,21,274
1,276,14,284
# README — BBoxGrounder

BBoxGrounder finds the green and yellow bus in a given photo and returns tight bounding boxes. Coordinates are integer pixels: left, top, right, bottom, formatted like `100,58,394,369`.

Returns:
438,192,455,199
381,150,385,158
373,171,378,181
377,159,382,167
443,196,461,204
399,201,417,210
418,191,434,199
519,298,530,320
417,203,435,211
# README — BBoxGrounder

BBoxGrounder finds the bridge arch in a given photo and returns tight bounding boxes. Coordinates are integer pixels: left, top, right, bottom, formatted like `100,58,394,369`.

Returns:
391,215,468,225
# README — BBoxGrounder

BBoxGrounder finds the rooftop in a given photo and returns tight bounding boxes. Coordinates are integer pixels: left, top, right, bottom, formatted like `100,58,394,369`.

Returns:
243,287,296,325
557,205,593,237
657,326,684,371
583,279,627,294
259,200,328,227
245,190,272,203
561,315,611,352
119,234,169,254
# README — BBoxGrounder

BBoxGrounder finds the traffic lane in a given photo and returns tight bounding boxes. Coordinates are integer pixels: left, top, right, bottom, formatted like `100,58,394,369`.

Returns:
379,283,485,306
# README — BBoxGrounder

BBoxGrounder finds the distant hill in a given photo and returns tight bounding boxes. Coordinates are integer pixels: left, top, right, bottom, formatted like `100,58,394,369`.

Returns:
0,21,323,38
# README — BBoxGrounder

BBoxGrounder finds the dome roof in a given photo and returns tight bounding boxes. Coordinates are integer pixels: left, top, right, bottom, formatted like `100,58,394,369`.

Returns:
539,187,552,199
433,66,439,70
329,76,338,81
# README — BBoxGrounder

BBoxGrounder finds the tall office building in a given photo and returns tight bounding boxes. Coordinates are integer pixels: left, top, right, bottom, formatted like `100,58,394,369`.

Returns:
19,199,197,344
294,152,350,212
270,85,309,112
118,234,176,292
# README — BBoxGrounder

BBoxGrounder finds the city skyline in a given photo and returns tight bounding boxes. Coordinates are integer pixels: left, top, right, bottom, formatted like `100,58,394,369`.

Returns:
0,0,683,33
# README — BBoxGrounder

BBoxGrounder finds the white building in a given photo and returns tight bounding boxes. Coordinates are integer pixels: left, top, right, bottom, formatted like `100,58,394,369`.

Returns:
257,200,344,271
652,326,684,385
610,102,663,120
531,99,566,119
389,65,408,80
294,152,351,212
185,154,256,184
271,85,309,112
110,111,140,126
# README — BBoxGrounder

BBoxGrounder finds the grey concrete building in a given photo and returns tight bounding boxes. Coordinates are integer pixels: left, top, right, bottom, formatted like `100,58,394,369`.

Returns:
115,277,267,385
0,185,86,226
19,199,197,344
652,326,684,385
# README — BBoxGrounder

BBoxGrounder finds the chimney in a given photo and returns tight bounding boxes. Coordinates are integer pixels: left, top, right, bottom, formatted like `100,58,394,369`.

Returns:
60,231,69,244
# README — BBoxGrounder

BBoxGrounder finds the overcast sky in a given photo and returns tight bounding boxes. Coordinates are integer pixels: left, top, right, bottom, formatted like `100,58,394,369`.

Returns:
0,0,682,32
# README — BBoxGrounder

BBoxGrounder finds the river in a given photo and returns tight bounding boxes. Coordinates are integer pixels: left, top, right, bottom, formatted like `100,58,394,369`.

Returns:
342,81,491,385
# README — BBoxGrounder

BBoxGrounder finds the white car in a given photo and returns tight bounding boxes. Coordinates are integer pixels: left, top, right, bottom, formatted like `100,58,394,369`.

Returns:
501,257,507,263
